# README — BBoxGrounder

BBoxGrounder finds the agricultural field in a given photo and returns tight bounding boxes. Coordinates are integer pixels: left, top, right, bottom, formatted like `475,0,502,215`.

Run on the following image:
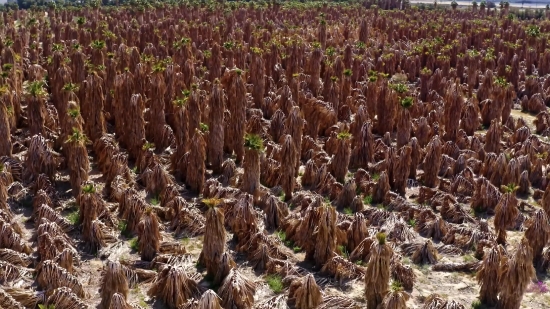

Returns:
1,1,550,309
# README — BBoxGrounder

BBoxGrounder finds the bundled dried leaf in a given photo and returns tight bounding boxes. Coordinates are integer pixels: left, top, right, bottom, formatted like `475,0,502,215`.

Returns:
37,260,88,298
390,256,416,291
289,274,323,309
0,288,25,309
47,287,88,309
218,269,256,309
365,233,393,309
147,266,202,309
100,261,138,309
476,245,503,307
401,240,439,264
137,209,162,261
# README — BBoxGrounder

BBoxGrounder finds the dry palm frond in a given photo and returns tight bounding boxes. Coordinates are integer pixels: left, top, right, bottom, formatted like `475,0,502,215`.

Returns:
318,296,359,309
436,244,464,256
147,266,202,309
432,261,480,272
213,252,237,286
390,256,416,291
401,240,439,264
289,274,323,309
349,237,374,264
476,245,503,307
199,205,226,279
384,216,417,243
35,204,74,232
159,242,186,255
255,294,288,309
494,193,519,245
0,260,32,283
2,287,45,308
422,294,448,309
88,219,116,253
100,261,138,309
320,255,365,282
218,269,256,309
497,238,536,309
313,205,338,267
54,247,80,273
524,209,550,265
225,194,259,242
36,260,88,298
416,212,448,241
109,293,133,309
0,288,25,309
170,203,205,237
0,219,29,253
0,248,33,267
47,287,88,309
365,233,393,309
137,209,162,261
197,290,223,309
347,213,369,252
379,289,410,309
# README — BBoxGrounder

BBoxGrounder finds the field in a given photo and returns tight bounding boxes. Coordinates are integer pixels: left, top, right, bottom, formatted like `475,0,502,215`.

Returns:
1,1,550,309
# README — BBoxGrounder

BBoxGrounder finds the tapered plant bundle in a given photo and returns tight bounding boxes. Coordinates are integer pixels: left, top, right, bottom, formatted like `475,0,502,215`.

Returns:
476,245,502,307
280,135,297,201
186,130,206,193
402,240,439,265
312,205,337,267
443,80,463,142
24,80,48,137
82,72,106,142
126,94,147,160
494,192,519,245
65,128,90,198
329,131,351,183
390,256,416,291
77,183,108,251
289,274,322,309
380,289,410,309
197,290,222,309
0,101,11,156
373,171,390,204
250,50,265,109
222,69,246,163
393,145,412,196
99,261,137,309
242,134,263,199
109,293,133,309
25,135,58,181
207,80,225,174
422,135,442,188
148,70,170,150
337,180,356,210
484,119,502,154
218,269,256,309
497,238,536,309
147,266,202,309
347,213,369,252
199,203,226,281
171,95,189,178
137,208,162,261
365,233,393,309
524,210,550,267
